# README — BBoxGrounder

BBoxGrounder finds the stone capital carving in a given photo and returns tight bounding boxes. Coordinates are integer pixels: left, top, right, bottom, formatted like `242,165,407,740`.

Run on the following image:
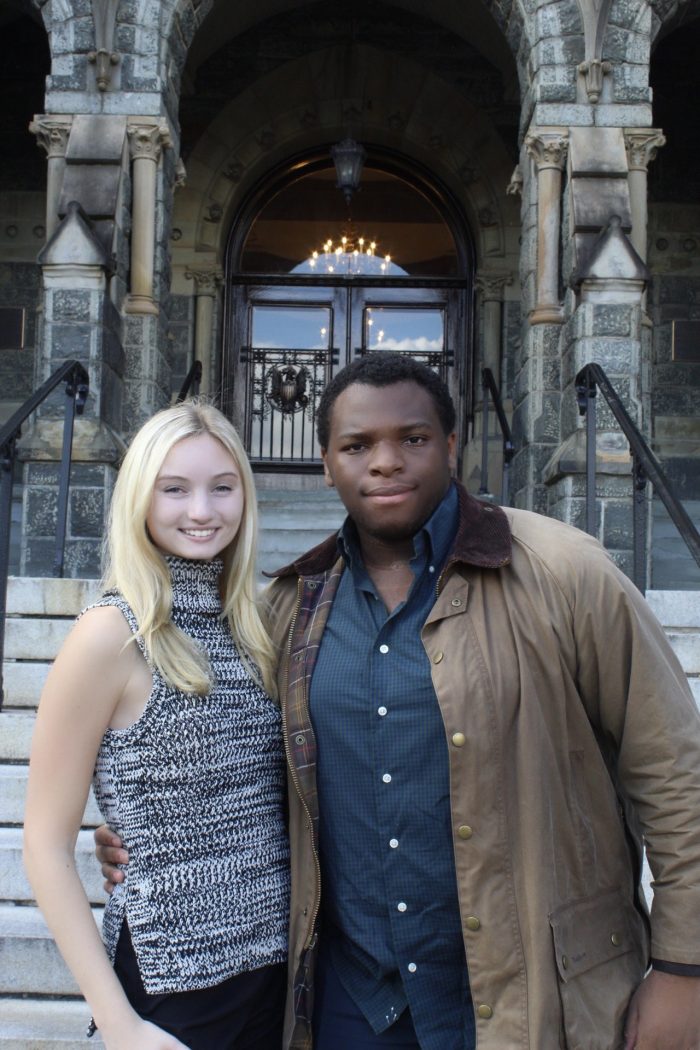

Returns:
624,129,666,172
185,269,224,295
525,132,569,171
476,272,513,300
127,123,173,163
29,117,72,159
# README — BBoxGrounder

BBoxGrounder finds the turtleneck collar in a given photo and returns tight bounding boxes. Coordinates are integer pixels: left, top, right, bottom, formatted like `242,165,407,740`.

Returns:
165,555,223,615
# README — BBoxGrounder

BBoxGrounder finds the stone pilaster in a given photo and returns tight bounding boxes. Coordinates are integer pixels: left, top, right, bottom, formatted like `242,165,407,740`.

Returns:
475,272,513,386
525,130,569,325
624,129,666,261
185,269,224,397
124,121,173,316
29,116,72,238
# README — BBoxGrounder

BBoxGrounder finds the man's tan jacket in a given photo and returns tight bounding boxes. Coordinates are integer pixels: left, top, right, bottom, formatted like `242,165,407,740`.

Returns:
265,486,700,1049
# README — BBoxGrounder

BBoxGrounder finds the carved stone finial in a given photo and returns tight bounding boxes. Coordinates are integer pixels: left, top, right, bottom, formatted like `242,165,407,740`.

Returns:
89,0,120,91
174,158,187,189
577,59,612,104
624,129,666,172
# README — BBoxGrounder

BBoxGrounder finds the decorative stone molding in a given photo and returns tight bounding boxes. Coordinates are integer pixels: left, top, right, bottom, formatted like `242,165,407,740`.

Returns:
476,272,513,301
506,164,523,196
125,122,173,315
29,117,72,160
525,130,569,325
127,123,172,163
624,129,666,172
476,272,513,384
174,158,187,190
29,116,73,238
89,0,121,92
576,0,614,103
624,129,665,260
185,269,224,396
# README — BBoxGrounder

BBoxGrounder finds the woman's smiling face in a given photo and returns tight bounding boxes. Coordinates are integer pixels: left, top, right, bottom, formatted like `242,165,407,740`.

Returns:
146,432,245,560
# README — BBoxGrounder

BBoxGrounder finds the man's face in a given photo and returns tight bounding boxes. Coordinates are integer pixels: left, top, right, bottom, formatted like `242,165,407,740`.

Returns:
321,380,457,544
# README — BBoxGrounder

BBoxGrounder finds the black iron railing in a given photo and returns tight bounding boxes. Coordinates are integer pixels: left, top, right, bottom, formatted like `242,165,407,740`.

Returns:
176,359,202,402
478,367,515,506
576,362,700,592
0,360,89,708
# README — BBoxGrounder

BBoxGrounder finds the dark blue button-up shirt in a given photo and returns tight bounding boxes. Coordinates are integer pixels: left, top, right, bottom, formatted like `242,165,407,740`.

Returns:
309,483,475,1050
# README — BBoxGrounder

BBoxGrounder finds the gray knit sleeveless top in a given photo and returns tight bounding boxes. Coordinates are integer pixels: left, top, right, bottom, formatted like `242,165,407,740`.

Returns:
89,556,290,994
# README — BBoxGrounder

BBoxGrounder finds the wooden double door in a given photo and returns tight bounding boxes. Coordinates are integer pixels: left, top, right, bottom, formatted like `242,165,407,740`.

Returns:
225,278,468,471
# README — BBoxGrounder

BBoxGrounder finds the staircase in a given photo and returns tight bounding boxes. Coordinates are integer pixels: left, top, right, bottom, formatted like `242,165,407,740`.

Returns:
1,578,698,1046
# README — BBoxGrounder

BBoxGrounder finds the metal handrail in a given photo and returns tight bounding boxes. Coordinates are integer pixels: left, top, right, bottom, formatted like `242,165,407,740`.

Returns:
478,367,515,506
176,359,202,402
0,360,89,708
575,362,700,592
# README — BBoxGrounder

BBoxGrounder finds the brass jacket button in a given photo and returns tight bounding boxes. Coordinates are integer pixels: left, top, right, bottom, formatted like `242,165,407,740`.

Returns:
452,732,466,746
477,1004,493,1019
611,932,622,946
434,651,444,664
457,825,473,839
465,916,480,931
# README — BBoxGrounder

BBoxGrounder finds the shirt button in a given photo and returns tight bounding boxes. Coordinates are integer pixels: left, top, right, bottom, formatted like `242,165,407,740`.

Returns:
428,565,435,573
452,732,466,747
389,838,399,849
397,902,407,912
407,962,417,973
382,773,392,783
465,916,481,930
477,1004,493,1019
457,825,473,839
378,706,388,717
379,644,390,654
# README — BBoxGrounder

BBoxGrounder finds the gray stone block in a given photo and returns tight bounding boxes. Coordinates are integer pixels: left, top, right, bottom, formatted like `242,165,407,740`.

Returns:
66,116,126,164
59,166,122,221
569,127,628,176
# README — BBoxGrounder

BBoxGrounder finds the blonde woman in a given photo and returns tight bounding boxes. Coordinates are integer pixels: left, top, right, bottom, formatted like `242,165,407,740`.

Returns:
24,402,290,1050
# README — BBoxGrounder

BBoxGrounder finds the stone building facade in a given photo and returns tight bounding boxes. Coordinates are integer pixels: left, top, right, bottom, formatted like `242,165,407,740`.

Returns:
1,0,699,585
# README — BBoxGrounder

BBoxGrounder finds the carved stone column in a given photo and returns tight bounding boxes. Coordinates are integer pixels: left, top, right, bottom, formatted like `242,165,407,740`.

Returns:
125,122,172,315
624,130,666,261
525,131,568,325
29,116,72,237
475,272,513,387
185,269,224,395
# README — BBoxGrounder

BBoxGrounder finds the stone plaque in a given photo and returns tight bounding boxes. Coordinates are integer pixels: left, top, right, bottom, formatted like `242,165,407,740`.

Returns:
0,307,25,350
672,320,700,363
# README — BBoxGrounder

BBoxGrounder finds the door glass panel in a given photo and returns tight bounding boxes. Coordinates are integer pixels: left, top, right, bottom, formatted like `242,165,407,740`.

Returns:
252,305,330,349
364,307,444,353
247,305,331,464
240,166,459,276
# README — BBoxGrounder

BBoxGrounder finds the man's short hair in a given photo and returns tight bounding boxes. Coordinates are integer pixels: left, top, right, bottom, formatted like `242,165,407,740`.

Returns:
316,353,456,447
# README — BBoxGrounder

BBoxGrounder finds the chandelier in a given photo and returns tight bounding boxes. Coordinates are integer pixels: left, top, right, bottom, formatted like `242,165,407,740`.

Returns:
308,231,393,275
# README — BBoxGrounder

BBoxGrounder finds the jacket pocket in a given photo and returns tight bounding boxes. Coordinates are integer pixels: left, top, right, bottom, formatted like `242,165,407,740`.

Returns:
549,889,649,1050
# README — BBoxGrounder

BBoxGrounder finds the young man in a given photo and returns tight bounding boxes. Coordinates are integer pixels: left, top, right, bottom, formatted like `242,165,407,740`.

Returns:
97,354,700,1049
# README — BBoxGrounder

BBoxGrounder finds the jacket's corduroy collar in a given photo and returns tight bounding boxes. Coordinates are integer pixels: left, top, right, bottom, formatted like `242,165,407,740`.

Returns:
267,482,512,579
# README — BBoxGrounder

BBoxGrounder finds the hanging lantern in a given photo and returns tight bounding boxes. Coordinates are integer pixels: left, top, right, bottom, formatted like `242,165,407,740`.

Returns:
330,138,366,205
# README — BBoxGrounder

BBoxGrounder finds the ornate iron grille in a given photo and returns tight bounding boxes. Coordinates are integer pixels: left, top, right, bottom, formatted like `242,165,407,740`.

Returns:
242,347,336,468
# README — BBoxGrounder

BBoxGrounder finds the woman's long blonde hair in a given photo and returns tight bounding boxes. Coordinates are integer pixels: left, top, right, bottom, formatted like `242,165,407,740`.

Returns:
103,400,277,696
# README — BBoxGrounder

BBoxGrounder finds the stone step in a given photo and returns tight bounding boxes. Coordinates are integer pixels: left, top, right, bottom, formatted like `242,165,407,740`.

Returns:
0,766,102,827
645,590,700,628
664,631,700,675
0,712,35,761
0,904,102,995
3,619,72,662
0,998,103,1048
0,828,105,905
1,662,49,709
5,578,99,618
